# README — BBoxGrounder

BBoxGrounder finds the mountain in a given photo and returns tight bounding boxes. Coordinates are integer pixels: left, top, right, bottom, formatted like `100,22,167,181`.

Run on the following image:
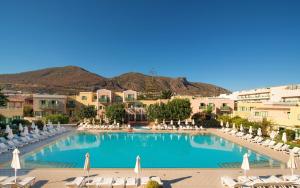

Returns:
0,66,230,96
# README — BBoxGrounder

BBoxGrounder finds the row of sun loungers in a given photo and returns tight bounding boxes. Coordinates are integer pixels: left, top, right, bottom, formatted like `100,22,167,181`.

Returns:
0,126,67,154
221,128,293,154
221,175,300,188
66,176,163,188
155,124,204,131
80,123,122,130
0,176,36,188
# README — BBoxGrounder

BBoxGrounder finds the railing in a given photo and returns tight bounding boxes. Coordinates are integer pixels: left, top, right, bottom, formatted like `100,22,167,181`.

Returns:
125,97,135,102
98,98,110,103
40,104,60,109
220,106,231,111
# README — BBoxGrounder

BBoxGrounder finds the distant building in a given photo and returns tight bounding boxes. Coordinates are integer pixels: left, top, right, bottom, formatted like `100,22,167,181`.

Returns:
0,95,25,123
33,94,67,118
220,84,300,129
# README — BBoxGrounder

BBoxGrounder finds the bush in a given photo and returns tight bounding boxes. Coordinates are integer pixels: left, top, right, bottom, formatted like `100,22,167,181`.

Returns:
278,129,295,141
44,114,69,124
11,119,31,126
34,120,44,130
146,180,161,188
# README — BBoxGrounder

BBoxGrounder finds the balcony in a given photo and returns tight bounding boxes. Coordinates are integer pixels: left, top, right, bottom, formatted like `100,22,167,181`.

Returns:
125,97,135,102
66,102,76,108
219,106,231,111
98,97,110,103
40,103,60,109
199,106,206,110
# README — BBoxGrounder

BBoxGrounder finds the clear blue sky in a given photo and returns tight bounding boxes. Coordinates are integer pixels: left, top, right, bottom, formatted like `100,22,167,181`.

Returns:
0,0,299,91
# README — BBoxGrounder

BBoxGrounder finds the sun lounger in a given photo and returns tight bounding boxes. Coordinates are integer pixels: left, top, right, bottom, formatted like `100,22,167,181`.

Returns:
150,177,163,186
266,140,276,147
1,176,35,188
260,139,271,146
112,177,125,188
252,137,264,143
282,174,300,182
0,176,8,183
98,177,113,188
125,177,137,188
86,176,103,188
140,177,150,187
16,176,36,187
276,144,289,151
271,142,283,150
0,143,10,152
220,177,243,188
65,176,85,188
287,147,300,155
6,141,17,149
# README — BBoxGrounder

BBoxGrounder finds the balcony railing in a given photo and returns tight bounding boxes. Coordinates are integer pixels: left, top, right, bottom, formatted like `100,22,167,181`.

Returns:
199,106,206,110
40,104,60,109
220,106,231,111
67,102,76,108
98,98,110,103
125,97,135,102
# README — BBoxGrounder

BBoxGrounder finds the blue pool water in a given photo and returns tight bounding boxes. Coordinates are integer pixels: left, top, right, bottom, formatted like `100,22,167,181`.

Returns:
21,132,282,168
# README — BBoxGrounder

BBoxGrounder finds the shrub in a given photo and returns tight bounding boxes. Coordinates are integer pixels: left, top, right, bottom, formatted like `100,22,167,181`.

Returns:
11,119,31,126
146,180,161,188
278,129,295,141
44,114,69,124
34,120,44,130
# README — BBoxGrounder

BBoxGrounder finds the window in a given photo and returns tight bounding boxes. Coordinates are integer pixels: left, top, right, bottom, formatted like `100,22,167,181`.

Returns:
254,112,260,116
93,95,97,101
81,96,87,100
40,100,46,105
261,111,268,117
287,112,291,119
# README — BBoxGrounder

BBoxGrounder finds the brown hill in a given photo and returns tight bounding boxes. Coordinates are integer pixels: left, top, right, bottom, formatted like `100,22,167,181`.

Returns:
0,66,230,96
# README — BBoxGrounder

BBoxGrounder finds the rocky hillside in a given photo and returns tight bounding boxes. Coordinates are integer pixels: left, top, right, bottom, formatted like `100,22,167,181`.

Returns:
0,66,230,96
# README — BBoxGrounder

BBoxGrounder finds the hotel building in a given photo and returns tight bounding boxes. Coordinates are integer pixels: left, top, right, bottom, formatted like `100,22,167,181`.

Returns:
221,84,300,129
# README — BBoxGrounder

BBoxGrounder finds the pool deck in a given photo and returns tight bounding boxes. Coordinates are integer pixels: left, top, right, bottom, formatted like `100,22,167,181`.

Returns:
0,128,299,188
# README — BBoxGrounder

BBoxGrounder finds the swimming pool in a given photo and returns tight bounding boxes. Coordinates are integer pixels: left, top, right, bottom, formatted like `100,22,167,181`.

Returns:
20,132,282,168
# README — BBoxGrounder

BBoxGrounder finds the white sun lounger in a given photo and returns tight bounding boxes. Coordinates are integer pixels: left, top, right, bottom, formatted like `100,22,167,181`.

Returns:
150,176,163,186
0,143,9,152
86,176,103,188
1,176,36,188
271,142,283,150
125,177,137,188
287,147,300,155
260,139,271,146
98,177,113,188
112,177,125,188
266,140,276,147
220,176,243,188
252,137,264,143
65,176,85,188
140,177,150,187
276,144,289,151
0,176,8,183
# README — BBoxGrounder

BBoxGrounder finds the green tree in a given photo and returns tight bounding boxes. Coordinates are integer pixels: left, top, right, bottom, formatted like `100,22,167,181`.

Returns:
78,105,97,120
167,98,192,120
0,88,8,107
147,103,169,121
160,90,173,99
105,104,125,123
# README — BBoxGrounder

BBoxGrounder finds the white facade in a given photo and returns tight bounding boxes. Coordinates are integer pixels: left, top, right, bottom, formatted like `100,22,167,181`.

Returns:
219,84,300,103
